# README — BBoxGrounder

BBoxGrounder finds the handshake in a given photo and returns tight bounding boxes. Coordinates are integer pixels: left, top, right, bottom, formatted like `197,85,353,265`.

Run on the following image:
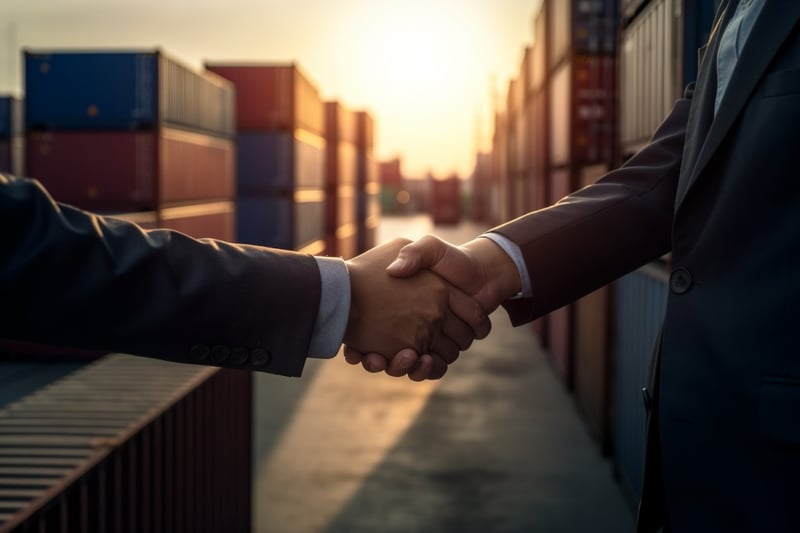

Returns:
341,235,522,381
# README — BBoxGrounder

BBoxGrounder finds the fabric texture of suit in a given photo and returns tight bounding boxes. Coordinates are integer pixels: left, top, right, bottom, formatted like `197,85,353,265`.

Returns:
1,174,320,377
494,1,800,531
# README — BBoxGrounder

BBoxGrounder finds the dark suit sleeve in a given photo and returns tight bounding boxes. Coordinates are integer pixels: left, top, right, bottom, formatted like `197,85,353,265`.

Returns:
493,90,694,326
0,174,321,376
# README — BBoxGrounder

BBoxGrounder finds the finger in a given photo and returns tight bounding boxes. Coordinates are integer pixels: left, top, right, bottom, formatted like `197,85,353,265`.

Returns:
408,354,435,381
386,235,448,277
430,334,460,365
442,313,475,351
343,346,365,365
426,354,450,380
362,353,387,373
448,288,491,340
385,349,421,377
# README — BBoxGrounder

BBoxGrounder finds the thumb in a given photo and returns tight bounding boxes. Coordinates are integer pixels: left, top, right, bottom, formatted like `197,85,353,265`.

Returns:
386,235,447,277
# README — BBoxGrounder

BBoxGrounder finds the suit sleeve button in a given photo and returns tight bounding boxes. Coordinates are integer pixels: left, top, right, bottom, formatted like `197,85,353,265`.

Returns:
231,347,248,366
251,348,271,367
189,344,210,361
211,345,231,363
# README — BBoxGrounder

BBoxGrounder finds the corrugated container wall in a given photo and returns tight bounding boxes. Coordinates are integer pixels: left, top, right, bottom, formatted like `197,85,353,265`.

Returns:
206,63,327,253
620,0,718,157
355,111,379,253
0,96,24,176
25,51,235,137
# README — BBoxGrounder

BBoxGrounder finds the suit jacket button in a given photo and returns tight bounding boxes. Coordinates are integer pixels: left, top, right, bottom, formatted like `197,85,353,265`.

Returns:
251,348,271,367
211,345,231,363
189,344,210,361
642,387,652,412
669,267,693,294
230,347,248,366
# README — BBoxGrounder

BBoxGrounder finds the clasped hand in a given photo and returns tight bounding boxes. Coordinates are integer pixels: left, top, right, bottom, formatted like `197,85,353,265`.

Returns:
342,236,521,381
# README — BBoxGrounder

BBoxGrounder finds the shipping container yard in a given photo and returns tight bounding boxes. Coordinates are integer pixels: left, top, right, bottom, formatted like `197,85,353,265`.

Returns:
2,0,728,529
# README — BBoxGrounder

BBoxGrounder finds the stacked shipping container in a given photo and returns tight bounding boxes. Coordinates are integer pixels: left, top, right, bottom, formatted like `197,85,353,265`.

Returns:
24,50,236,240
206,64,326,254
542,0,619,403
0,96,24,176
324,102,359,258
355,111,379,253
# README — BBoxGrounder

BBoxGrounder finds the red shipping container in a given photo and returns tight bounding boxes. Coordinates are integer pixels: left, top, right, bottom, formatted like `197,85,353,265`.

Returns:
205,64,324,136
431,176,461,225
158,201,235,241
26,128,234,212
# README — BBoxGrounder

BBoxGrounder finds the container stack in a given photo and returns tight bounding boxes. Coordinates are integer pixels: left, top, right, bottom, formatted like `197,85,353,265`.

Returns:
324,101,358,259
206,64,326,254
489,111,509,226
470,152,492,222
540,0,619,396
0,96,24,176
355,111,380,253
430,174,461,226
24,50,236,240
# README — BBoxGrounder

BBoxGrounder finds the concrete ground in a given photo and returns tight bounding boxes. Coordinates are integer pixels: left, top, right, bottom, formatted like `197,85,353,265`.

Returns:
252,216,635,533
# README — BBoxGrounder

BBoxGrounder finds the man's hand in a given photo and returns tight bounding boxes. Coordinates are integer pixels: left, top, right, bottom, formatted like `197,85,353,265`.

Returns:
343,238,490,379
386,235,522,312
343,235,521,380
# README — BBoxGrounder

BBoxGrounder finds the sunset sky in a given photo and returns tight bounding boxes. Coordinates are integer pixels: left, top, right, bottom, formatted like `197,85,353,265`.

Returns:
1,0,541,178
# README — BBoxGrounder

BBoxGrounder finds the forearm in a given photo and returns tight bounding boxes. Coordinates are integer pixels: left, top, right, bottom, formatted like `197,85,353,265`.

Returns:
1,175,320,376
494,95,692,324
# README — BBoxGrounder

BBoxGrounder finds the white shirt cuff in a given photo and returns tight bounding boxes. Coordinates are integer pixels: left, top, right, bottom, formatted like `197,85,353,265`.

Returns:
308,256,351,358
480,233,533,299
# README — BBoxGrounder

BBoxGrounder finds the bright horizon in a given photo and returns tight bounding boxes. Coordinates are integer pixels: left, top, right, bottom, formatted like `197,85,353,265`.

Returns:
1,0,541,178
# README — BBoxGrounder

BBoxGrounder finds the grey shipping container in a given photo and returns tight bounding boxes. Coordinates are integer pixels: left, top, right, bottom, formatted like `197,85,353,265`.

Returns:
620,0,719,156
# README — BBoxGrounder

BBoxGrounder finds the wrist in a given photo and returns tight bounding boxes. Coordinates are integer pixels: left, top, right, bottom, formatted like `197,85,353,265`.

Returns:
461,238,522,310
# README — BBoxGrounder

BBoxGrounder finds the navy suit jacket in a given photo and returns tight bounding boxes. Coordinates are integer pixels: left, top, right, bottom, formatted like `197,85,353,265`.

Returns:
495,2,800,531
1,174,320,377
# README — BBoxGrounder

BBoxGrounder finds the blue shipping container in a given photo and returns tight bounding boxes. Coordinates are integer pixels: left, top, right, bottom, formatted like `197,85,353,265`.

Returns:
237,131,325,195
25,51,235,137
237,193,325,251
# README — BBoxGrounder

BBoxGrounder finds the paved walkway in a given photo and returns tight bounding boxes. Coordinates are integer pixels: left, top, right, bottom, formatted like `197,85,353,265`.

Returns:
252,216,635,533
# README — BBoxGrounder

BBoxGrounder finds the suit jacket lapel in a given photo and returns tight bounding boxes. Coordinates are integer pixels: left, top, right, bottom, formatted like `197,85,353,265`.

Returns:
675,1,800,209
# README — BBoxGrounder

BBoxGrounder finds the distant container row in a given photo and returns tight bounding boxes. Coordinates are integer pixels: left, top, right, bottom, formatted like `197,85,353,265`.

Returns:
6,51,379,256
